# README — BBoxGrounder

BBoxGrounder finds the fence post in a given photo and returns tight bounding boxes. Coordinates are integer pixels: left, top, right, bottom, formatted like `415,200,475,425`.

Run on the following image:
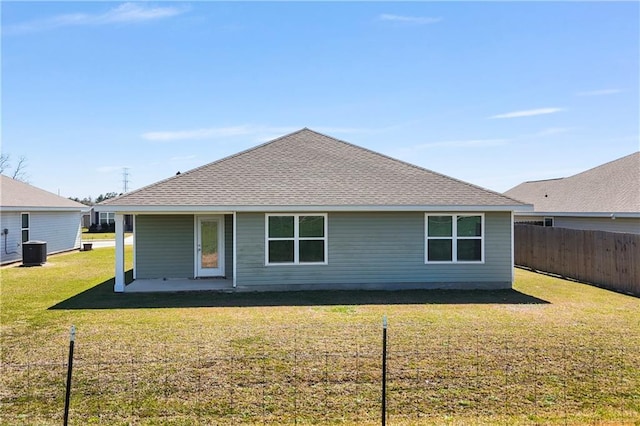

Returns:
63,325,76,426
382,316,387,426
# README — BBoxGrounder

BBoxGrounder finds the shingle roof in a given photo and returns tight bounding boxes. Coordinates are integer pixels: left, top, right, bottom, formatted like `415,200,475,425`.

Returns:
103,128,525,209
0,175,87,210
504,152,640,214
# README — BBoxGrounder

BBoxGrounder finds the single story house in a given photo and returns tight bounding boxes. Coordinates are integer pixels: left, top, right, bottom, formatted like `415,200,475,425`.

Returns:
0,175,87,264
100,128,530,293
89,206,133,232
504,152,640,234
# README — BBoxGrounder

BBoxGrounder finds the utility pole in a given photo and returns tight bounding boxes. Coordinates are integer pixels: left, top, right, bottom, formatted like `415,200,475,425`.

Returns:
122,167,130,193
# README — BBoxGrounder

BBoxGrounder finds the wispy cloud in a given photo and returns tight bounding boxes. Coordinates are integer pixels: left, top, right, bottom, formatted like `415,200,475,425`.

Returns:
4,3,188,35
143,125,386,143
489,108,564,119
525,127,574,137
576,89,622,96
414,139,510,149
378,14,443,25
142,125,300,142
142,126,254,141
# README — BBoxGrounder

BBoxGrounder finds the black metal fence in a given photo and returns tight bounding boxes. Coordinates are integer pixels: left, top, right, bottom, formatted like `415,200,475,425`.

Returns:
2,323,639,425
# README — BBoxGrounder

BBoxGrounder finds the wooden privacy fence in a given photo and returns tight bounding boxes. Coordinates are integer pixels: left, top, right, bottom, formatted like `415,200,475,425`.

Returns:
514,224,640,296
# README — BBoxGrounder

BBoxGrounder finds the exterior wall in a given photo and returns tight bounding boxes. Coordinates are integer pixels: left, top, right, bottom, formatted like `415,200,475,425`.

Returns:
0,211,82,264
0,212,22,264
135,214,234,279
235,211,513,290
91,208,133,231
515,215,639,234
553,216,639,234
515,216,550,224
135,215,195,279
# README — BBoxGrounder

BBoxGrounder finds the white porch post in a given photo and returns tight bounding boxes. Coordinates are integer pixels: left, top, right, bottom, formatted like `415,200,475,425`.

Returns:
114,213,125,293
510,211,515,285
232,211,237,288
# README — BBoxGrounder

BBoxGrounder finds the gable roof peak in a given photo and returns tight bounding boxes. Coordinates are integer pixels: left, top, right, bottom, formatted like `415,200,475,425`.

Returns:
102,129,525,209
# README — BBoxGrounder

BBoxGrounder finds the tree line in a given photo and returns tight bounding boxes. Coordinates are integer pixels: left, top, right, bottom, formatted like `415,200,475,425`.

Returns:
68,193,120,206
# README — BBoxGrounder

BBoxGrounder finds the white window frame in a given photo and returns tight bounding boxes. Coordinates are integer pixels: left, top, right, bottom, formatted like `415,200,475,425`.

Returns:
21,212,30,243
265,213,328,266
99,212,115,224
425,213,485,264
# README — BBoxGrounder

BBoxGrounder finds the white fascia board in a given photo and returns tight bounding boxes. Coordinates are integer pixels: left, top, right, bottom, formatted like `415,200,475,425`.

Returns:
0,206,89,213
515,211,640,218
99,204,530,214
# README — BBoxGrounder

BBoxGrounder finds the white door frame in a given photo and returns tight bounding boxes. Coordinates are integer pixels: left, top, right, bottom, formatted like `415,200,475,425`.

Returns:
195,215,225,277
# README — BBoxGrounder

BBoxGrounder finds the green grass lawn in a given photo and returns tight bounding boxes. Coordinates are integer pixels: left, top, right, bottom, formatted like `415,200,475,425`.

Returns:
81,232,132,241
1,248,638,425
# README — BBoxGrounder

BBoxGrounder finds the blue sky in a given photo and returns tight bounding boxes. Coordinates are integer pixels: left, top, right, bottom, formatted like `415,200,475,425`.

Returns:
2,2,638,199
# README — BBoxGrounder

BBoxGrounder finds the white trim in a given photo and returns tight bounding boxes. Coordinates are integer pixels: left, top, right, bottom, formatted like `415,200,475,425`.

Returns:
265,213,328,266
195,215,225,277
20,212,30,243
424,213,485,264
97,204,531,213
510,211,515,285
514,211,640,218
99,211,115,224
0,207,89,212
132,215,137,280
193,216,197,279
114,213,125,292
232,212,237,288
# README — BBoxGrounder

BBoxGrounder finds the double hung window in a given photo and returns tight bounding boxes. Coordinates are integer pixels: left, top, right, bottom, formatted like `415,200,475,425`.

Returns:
21,213,29,243
99,212,115,225
266,214,327,265
425,214,484,263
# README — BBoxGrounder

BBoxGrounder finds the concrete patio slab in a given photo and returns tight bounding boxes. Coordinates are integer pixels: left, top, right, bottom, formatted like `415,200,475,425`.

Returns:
124,277,234,293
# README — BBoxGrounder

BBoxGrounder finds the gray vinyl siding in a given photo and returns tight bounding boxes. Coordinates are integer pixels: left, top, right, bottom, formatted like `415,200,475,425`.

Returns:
135,214,234,279
135,215,195,279
516,215,640,234
29,211,82,254
0,212,22,264
553,216,640,234
1,211,82,265
235,211,512,290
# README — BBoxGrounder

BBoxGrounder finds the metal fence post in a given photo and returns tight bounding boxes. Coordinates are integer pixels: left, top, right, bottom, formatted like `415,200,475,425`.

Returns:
382,316,387,426
63,325,76,426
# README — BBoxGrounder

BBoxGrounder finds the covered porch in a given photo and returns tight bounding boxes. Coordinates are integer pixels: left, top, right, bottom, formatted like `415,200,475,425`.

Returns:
113,212,236,293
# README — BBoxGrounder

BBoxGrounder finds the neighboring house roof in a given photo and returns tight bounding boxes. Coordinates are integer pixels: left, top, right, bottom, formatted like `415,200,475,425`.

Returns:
102,128,527,212
504,152,640,216
0,175,87,212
